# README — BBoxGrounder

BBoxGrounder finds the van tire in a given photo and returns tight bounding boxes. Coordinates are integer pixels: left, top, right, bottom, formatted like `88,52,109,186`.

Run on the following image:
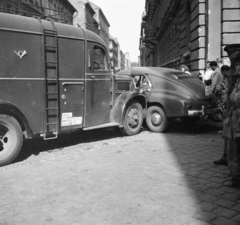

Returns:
146,106,168,132
121,100,143,136
0,115,23,166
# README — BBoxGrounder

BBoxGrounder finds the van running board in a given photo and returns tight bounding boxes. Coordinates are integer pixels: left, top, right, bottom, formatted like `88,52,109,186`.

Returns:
41,132,58,140
83,122,120,131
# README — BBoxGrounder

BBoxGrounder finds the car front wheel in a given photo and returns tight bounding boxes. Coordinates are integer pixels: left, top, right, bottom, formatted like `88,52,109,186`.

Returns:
146,106,168,132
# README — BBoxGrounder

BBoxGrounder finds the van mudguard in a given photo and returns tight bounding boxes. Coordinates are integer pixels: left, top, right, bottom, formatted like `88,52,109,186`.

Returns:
0,101,33,138
110,91,146,126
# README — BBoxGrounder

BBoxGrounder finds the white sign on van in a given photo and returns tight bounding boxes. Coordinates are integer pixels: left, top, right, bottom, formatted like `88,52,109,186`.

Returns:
72,117,82,125
61,113,72,126
61,113,82,126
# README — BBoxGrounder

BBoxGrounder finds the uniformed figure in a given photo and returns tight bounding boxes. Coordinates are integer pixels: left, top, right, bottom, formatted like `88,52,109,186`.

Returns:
213,65,231,166
222,44,240,188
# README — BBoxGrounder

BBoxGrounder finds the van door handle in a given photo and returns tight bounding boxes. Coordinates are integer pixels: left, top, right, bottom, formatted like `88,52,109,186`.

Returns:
91,76,96,79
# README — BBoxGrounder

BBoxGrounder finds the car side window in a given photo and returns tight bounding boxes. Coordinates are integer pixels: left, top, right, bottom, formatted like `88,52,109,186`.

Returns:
133,75,151,89
133,76,141,88
93,46,107,71
142,77,149,86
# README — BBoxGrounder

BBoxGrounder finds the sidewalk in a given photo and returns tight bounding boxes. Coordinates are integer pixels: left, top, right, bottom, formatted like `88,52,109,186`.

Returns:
0,120,240,225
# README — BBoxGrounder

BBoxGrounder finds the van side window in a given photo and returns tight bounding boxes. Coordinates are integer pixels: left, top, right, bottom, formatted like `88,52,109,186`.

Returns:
93,46,106,71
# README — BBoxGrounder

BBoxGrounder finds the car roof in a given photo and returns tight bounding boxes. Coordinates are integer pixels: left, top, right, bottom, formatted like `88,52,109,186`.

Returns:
117,67,184,78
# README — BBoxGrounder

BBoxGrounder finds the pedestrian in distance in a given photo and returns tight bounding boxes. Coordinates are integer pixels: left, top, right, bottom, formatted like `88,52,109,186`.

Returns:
207,61,224,121
203,60,213,86
192,71,202,81
209,61,224,96
180,64,191,75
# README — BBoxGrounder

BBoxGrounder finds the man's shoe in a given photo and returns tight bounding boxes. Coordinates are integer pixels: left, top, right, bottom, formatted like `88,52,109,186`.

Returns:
213,158,228,166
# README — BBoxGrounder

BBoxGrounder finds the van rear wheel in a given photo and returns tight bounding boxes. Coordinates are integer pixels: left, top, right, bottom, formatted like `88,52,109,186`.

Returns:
0,115,23,166
121,100,143,136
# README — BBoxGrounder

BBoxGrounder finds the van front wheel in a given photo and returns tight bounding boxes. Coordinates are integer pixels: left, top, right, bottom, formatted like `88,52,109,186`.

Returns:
0,115,23,166
121,100,143,136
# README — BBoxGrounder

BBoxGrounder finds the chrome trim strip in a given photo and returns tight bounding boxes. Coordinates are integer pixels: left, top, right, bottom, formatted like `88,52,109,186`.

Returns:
62,82,84,85
0,78,44,80
57,35,84,41
0,28,41,35
0,78,111,81
86,73,110,76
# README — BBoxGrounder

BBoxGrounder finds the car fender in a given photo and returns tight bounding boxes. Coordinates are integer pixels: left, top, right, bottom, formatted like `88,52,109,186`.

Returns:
110,91,146,125
148,91,191,117
0,101,33,138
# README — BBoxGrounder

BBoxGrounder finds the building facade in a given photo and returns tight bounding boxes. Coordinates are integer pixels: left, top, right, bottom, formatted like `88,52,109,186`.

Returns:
125,52,131,69
120,50,126,70
69,0,110,45
89,1,110,47
69,0,98,33
0,0,76,24
109,34,119,74
140,0,240,74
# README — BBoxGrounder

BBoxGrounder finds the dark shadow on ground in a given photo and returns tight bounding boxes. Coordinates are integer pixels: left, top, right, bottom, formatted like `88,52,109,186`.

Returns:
15,119,222,163
15,127,124,163
162,119,240,224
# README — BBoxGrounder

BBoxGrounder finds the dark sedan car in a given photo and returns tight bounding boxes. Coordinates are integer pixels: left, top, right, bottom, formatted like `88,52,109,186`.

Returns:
116,67,220,132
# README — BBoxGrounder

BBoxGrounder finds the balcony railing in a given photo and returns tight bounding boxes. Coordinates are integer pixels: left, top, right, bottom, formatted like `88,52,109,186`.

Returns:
0,0,72,24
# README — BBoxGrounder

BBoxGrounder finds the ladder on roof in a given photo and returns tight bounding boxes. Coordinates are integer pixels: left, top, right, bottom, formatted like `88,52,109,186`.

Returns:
42,20,60,140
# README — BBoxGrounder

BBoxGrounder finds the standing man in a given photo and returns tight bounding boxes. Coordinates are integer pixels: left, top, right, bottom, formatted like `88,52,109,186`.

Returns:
209,61,223,95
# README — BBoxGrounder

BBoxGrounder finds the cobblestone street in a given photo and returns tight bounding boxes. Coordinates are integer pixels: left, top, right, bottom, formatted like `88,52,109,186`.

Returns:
1,120,240,225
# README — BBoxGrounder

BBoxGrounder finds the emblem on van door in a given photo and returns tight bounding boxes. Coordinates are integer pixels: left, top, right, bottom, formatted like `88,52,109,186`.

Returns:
14,50,27,59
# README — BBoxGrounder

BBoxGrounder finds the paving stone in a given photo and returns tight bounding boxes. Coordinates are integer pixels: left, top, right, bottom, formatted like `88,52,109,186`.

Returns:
231,204,240,212
204,188,225,197
219,186,239,193
193,211,217,222
195,179,211,185
206,182,223,189
198,202,218,212
209,177,226,183
212,216,239,225
214,199,236,208
232,214,240,223
195,174,213,180
189,220,211,225
221,193,240,201
213,206,238,219
191,184,210,192
198,194,219,203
